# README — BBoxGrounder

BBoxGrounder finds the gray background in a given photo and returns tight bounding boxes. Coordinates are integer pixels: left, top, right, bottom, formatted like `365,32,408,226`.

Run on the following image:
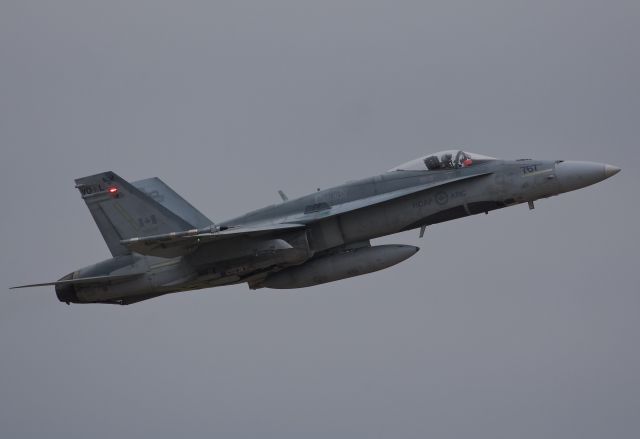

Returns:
1,1,638,437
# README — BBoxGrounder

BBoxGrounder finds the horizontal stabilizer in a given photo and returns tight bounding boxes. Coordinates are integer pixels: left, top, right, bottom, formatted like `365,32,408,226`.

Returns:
121,223,307,257
11,273,144,289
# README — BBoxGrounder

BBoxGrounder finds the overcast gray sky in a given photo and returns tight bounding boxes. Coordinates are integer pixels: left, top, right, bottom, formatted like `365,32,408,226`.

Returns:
1,1,639,438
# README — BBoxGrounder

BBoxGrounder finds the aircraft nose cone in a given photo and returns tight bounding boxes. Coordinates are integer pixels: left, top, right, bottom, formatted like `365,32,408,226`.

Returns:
555,161,620,193
604,164,621,178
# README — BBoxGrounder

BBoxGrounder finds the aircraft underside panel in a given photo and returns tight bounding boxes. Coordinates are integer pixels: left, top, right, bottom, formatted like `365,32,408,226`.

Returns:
307,217,345,252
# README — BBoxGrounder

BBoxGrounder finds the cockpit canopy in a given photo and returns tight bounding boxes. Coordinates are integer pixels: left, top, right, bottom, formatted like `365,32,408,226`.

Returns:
389,150,496,172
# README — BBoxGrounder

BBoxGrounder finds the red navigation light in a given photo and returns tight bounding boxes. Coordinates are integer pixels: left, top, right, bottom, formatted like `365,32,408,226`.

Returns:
107,186,118,195
463,159,473,167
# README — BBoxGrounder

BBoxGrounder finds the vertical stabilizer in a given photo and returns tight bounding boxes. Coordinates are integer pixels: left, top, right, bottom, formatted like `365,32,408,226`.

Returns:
75,172,194,256
131,177,213,229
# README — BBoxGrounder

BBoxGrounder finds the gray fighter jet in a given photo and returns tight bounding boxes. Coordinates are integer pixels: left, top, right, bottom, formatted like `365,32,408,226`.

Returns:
12,150,620,305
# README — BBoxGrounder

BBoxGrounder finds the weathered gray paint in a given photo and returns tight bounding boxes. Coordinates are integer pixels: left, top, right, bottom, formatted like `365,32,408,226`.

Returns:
12,155,619,305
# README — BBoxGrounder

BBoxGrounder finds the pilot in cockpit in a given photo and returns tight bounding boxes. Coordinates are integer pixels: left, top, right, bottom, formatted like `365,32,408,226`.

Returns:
424,151,465,170
441,153,454,169
389,150,495,172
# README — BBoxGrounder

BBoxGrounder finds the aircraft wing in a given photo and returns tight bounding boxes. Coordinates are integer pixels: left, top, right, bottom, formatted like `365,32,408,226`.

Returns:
119,172,492,258
120,223,307,258
287,171,494,223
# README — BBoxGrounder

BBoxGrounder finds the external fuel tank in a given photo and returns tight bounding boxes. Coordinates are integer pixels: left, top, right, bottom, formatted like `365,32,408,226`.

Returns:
259,244,419,289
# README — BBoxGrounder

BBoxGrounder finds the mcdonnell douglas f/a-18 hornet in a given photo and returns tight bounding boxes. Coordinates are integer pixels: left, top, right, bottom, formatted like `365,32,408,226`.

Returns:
13,150,620,305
